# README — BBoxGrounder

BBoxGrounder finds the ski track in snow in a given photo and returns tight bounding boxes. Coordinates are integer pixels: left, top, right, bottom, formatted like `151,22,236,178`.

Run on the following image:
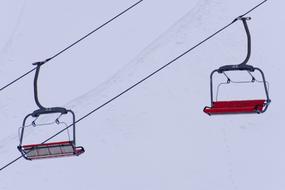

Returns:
0,0,27,66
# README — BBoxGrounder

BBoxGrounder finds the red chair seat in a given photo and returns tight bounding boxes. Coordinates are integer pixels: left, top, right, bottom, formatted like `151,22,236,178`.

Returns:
21,141,84,160
204,99,265,115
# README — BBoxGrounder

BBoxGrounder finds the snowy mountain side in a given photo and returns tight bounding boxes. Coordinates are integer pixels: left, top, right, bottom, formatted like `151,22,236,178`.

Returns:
1,0,285,190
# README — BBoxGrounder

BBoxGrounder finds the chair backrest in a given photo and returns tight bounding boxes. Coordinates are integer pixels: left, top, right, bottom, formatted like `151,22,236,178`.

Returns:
213,99,265,109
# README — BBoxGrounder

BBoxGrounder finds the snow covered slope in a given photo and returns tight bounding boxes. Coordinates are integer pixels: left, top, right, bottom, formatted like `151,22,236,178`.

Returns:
1,0,284,189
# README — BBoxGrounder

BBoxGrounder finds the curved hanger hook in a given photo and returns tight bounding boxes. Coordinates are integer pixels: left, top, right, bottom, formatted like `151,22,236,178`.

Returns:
31,60,68,117
32,61,46,110
238,16,251,66
217,17,253,73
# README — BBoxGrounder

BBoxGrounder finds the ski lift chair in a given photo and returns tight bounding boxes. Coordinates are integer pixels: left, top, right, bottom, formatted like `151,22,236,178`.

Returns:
18,61,84,160
203,17,271,115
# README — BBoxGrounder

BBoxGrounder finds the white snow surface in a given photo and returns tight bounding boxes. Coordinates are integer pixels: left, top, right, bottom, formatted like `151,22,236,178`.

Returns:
0,0,284,189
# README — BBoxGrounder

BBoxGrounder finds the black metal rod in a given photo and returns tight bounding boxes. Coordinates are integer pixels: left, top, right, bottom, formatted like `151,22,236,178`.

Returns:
67,110,76,145
210,70,218,106
254,67,271,101
18,114,32,146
